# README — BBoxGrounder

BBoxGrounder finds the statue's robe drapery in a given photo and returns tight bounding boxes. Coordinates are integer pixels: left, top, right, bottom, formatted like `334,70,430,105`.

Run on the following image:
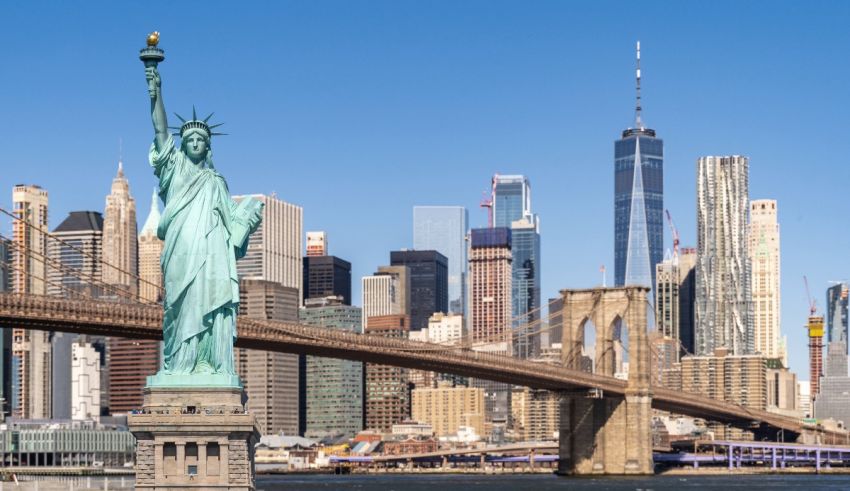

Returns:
150,136,255,375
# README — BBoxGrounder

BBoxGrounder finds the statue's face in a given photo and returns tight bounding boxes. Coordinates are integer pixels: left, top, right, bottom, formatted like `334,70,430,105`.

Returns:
184,132,209,163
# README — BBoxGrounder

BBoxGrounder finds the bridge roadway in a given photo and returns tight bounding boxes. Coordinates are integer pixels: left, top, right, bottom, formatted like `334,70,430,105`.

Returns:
0,293,818,437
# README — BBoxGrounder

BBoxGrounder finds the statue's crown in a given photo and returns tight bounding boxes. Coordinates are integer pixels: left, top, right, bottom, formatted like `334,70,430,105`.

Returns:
170,106,226,138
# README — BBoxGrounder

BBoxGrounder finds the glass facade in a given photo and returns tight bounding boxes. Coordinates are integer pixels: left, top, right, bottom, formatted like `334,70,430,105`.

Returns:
614,130,663,290
390,250,449,331
493,176,530,229
299,304,364,439
413,206,468,315
827,283,849,354
302,255,352,305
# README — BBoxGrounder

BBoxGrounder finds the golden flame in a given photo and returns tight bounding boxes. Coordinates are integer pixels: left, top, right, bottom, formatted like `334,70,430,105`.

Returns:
146,31,160,47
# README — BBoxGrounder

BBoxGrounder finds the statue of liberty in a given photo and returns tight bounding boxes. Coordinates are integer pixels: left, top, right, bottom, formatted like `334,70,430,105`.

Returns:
142,33,263,385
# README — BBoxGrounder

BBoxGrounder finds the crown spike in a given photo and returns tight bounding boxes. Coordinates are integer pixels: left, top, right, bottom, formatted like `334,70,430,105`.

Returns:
192,105,197,121
174,113,186,123
203,112,215,123
209,123,225,129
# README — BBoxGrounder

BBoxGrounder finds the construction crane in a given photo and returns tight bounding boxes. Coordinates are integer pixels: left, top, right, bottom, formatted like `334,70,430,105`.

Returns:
479,174,497,228
804,275,817,316
804,275,825,402
664,209,680,258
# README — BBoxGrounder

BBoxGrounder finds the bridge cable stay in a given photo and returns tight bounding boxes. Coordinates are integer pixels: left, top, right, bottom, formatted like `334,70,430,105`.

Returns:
0,206,163,296
0,232,155,305
0,256,113,303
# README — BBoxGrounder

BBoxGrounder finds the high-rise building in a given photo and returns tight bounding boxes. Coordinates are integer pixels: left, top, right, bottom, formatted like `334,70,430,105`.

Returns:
303,255,352,306
101,162,138,296
827,283,849,355
233,194,303,292
814,341,850,425
749,199,782,362
236,279,301,436
47,211,103,298
110,190,162,415
0,238,12,417
361,266,409,329
47,211,104,420
695,156,752,355
11,184,50,419
138,188,163,303
655,248,697,359
765,358,798,414
305,231,327,257
614,43,663,290
807,315,825,402
71,339,103,420
300,300,364,439
490,175,542,358
411,382,485,438
390,250,448,331
468,228,512,352
365,315,410,432
681,351,766,410
413,206,468,314
510,217,541,359
426,313,464,344
797,381,811,417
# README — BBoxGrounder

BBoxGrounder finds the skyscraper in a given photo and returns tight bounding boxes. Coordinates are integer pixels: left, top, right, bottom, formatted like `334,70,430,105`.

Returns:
364,314,410,432
413,206,468,314
827,283,849,354
102,162,138,296
362,266,410,329
654,248,697,359
11,184,50,419
0,238,12,417
47,211,104,419
47,211,104,298
303,255,351,306
695,156,752,355
468,228,512,352
236,279,301,435
390,250,448,331
300,300,364,439
233,194,303,292
491,175,541,357
305,231,327,257
614,42,663,290
110,190,162,415
749,199,783,362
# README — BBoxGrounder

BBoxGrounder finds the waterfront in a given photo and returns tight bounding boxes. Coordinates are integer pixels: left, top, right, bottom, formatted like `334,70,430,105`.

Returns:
256,474,850,490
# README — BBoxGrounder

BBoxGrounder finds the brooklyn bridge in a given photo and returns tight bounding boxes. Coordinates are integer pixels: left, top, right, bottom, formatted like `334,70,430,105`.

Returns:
0,211,843,475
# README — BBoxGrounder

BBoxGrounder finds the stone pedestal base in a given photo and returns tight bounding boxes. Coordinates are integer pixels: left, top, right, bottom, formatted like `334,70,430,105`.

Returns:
129,386,260,490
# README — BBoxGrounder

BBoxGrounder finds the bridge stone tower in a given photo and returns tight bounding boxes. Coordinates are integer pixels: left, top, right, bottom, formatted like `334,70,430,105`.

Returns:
557,286,653,475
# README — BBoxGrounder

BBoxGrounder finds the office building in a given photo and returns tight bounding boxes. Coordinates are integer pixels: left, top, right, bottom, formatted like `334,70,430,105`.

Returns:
300,300,364,439
814,341,850,425
390,250,448,331
110,190,162,414
798,381,812,417
0,419,135,467
236,280,301,436
510,217,541,358
365,315,410,432
303,255,351,306
765,358,798,415
47,211,103,298
11,184,50,419
492,175,532,229
0,238,11,417
305,231,327,257
362,266,409,329
655,248,697,358
695,156,752,355
413,206,468,314
827,283,849,355
102,162,137,296
681,350,766,410
749,199,783,362
614,43,663,290
468,228,512,352
234,194,303,292
411,382,485,438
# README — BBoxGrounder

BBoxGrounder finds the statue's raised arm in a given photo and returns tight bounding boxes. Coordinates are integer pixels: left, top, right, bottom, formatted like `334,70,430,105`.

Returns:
140,32,168,151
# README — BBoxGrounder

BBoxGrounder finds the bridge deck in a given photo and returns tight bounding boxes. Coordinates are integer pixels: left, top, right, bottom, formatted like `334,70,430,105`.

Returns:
0,293,822,437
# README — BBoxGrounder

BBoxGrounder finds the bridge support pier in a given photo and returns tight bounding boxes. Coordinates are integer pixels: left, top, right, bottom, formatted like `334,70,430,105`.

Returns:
558,389,652,475
557,287,654,475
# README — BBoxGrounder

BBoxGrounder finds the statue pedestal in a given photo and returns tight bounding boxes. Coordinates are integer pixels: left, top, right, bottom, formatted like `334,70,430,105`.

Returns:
129,386,260,490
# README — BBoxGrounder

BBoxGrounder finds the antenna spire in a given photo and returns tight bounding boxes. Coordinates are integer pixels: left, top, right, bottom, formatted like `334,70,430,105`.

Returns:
635,40,643,129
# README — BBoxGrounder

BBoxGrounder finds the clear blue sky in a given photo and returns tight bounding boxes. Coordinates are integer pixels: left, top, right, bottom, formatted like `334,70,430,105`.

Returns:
2,1,849,379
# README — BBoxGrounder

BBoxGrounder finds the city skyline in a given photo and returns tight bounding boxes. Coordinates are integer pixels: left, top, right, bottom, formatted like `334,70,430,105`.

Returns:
2,2,849,379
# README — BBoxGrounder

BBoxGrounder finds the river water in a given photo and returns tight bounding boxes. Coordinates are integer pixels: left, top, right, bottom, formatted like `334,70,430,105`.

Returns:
256,473,850,490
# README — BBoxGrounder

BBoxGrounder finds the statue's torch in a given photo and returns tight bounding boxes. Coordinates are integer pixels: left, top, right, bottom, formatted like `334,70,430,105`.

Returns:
139,32,165,94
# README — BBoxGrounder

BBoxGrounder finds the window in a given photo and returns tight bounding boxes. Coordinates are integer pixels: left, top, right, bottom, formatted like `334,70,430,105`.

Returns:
163,442,177,475
207,442,220,476
185,442,198,476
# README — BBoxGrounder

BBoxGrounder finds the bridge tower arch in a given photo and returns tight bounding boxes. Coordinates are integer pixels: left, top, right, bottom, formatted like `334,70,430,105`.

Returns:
557,286,653,475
